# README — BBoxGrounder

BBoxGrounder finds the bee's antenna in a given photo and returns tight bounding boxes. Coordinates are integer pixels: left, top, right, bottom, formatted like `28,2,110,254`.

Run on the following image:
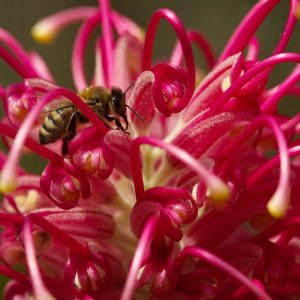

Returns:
125,105,144,123
123,82,144,122
124,81,136,96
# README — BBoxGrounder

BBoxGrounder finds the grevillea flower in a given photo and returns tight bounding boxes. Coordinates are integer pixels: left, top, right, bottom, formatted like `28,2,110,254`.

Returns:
1,0,300,299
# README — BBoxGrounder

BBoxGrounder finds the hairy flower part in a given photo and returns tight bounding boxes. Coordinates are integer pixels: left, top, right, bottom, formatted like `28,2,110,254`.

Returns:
40,162,86,209
126,70,156,135
1,0,300,299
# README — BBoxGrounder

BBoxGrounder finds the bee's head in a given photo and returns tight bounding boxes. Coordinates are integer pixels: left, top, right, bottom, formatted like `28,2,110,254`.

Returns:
110,85,144,132
111,87,128,127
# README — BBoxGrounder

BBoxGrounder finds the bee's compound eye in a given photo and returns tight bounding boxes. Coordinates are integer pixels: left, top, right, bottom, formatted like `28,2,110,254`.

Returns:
112,96,121,109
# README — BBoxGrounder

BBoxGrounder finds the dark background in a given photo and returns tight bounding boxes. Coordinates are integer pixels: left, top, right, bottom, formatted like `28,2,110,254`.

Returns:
0,0,299,294
0,0,298,88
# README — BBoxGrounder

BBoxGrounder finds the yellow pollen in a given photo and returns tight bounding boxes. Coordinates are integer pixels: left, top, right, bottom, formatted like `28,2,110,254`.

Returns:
61,188,78,202
99,154,107,170
31,23,56,44
82,153,95,173
0,174,17,194
267,200,287,219
195,69,205,86
61,181,80,202
295,2,300,19
267,190,290,219
173,206,188,223
206,181,230,206
12,107,28,120
167,97,180,111
136,27,145,42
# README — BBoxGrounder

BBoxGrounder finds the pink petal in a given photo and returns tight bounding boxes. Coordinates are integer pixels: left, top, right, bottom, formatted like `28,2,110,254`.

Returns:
127,71,156,134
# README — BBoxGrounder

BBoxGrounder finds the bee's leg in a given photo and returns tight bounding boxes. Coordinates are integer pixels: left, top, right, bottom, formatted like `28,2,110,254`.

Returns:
62,112,77,155
62,140,69,156
115,118,129,134
106,115,129,134
102,119,113,129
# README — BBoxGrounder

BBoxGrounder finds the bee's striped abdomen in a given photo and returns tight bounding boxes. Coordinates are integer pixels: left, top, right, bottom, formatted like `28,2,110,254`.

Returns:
39,108,74,145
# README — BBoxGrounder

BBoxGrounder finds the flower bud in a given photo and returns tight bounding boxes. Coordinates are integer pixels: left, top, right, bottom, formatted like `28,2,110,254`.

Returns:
4,79,56,128
131,187,197,241
40,162,85,209
65,248,112,295
152,63,187,116
69,126,115,179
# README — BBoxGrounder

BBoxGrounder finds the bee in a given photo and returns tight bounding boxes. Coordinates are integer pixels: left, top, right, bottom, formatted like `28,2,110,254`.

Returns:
39,85,141,155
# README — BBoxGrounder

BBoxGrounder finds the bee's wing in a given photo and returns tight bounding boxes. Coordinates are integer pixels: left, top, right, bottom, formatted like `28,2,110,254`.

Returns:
42,98,75,113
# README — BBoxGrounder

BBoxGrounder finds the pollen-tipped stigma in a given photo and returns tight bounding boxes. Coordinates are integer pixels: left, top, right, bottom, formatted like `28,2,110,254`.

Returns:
31,22,56,44
0,169,17,194
267,189,290,219
206,177,230,205
295,1,300,19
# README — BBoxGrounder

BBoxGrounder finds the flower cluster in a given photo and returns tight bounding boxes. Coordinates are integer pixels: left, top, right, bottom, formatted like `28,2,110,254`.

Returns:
0,0,300,299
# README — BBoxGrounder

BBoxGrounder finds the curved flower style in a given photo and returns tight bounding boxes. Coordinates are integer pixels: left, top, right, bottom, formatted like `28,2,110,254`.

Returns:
0,0,300,299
